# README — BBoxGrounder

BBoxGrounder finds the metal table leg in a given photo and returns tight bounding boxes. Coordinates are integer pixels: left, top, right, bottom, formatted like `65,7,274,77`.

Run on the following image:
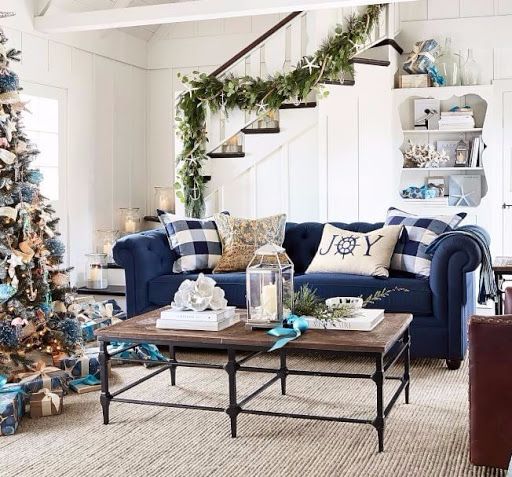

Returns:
225,348,240,438
374,354,385,452
279,350,287,395
99,340,111,425
169,345,177,386
404,328,411,404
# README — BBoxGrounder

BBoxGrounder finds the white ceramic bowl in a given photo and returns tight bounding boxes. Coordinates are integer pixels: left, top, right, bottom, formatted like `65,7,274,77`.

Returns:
325,297,364,309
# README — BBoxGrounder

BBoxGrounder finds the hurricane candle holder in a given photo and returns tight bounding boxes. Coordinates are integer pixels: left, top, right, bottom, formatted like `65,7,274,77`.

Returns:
154,186,174,213
119,208,141,234
85,253,108,290
95,230,119,263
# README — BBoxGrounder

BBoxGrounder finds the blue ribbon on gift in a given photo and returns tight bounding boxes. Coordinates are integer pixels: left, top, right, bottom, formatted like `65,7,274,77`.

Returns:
111,342,167,362
0,375,22,394
267,315,309,352
69,374,101,387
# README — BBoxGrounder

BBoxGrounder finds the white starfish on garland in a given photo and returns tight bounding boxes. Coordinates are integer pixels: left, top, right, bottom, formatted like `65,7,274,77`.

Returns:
256,100,268,115
301,56,320,75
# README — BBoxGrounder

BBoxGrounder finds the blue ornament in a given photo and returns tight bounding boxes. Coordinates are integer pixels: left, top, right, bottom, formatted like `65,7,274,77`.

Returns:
45,237,66,257
26,170,44,185
48,317,81,347
0,321,20,348
0,284,16,303
0,71,19,93
39,303,52,314
19,183,37,203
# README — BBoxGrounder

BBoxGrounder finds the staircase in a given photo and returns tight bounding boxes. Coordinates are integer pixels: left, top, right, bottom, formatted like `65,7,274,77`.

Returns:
174,5,403,219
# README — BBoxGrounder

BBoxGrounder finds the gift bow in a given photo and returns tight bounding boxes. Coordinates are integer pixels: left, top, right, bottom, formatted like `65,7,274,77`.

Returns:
267,315,309,352
33,388,61,415
16,362,61,389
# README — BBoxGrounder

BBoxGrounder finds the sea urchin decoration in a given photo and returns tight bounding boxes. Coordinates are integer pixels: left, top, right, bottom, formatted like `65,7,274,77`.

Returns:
0,71,19,93
26,169,44,185
45,237,66,257
48,316,82,348
0,321,20,349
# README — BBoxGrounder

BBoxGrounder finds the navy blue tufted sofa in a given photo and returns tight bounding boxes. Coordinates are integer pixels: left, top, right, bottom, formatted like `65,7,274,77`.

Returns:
113,221,482,369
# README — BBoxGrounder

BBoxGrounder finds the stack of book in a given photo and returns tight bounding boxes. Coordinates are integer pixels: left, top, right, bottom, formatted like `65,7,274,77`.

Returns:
438,109,475,130
469,136,484,167
156,307,238,331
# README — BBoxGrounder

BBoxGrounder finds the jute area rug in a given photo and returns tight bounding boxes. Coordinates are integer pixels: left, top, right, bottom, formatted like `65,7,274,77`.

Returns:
0,351,506,477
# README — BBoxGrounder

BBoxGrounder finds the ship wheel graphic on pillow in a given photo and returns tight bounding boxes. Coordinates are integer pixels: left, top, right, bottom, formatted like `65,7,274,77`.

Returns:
335,235,360,258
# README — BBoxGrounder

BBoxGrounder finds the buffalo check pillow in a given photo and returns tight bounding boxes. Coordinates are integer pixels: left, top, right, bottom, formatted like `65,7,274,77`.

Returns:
385,207,466,278
157,210,224,273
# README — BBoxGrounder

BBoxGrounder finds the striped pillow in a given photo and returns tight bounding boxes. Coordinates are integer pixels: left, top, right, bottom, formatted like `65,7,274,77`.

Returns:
385,207,466,277
157,210,223,273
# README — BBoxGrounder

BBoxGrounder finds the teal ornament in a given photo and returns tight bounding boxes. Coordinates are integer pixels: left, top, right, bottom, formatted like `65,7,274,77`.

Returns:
26,170,44,185
0,71,19,93
0,284,16,303
267,314,309,352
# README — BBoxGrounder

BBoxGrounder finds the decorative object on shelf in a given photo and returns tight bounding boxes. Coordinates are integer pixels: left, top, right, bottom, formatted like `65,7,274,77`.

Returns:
399,74,431,89
436,140,459,167
171,273,228,312
175,5,384,217
455,138,469,167
221,133,243,154
246,243,294,328
448,175,482,207
437,37,461,87
95,229,118,263
213,213,287,273
153,186,174,213
29,388,63,418
119,207,141,234
427,177,447,197
84,253,108,290
414,99,440,130
305,224,403,278
462,49,481,86
401,185,438,200
403,141,449,168
402,39,444,86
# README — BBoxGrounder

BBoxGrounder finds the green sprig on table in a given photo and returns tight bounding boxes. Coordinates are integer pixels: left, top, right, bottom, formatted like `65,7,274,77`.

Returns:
175,4,385,217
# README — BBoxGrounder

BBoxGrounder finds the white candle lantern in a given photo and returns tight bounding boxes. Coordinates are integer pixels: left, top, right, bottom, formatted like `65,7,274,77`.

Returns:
85,253,108,290
246,243,294,327
119,208,141,234
154,186,175,213
95,230,119,263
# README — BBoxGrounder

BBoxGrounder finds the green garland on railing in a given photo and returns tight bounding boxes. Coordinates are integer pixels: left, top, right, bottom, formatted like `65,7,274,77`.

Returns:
175,4,384,217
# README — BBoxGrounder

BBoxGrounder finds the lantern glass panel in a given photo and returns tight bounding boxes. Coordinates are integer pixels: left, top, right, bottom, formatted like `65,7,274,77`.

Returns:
246,244,294,327
95,229,119,263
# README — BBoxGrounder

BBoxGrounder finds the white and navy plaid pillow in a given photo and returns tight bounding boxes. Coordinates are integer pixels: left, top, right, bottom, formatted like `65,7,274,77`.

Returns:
385,207,466,277
157,210,223,273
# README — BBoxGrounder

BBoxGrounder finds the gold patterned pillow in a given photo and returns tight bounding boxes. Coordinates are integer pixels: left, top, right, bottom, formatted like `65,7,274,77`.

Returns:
213,213,287,273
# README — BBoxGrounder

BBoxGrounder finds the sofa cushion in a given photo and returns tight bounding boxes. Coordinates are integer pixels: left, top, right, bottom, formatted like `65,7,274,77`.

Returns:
283,222,384,274
149,272,248,308
295,273,432,316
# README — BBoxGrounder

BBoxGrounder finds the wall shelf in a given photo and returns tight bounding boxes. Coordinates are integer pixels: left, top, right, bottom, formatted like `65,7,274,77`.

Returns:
403,128,483,134
402,167,484,172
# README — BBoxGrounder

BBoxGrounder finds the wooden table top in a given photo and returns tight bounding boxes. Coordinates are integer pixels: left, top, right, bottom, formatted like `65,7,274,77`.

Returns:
96,307,412,354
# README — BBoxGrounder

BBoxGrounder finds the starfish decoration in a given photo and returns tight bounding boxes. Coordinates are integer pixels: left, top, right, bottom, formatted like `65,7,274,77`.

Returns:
452,186,475,206
2,118,15,142
301,56,320,75
256,100,268,115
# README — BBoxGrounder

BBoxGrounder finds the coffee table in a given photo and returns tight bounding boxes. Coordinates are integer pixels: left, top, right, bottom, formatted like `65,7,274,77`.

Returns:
95,308,412,452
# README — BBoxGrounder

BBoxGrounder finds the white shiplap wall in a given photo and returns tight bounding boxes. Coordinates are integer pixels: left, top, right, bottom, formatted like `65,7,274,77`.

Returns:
1,0,148,284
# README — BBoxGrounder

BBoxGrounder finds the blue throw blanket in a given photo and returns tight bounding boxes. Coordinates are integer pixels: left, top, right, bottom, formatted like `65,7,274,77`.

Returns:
425,224,496,305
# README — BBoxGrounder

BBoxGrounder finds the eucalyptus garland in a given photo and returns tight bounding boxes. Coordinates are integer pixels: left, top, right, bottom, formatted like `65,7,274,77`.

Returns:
175,4,385,217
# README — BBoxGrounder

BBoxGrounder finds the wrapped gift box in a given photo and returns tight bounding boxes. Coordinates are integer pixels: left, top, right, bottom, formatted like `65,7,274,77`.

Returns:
80,317,112,343
58,350,111,380
16,365,69,395
29,389,63,418
0,386,24,436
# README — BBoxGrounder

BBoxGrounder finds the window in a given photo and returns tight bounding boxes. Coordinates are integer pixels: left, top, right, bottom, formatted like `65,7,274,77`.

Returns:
21,94,59,201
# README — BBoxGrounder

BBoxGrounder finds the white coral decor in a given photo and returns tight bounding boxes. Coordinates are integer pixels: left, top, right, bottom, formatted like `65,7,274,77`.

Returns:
172,273,228,312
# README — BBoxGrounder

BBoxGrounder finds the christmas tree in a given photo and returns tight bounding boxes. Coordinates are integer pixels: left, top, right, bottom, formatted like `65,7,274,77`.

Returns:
0,18,81,375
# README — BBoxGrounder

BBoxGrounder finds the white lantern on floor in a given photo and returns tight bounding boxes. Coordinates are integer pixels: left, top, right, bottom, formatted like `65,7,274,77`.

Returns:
246,243,294,327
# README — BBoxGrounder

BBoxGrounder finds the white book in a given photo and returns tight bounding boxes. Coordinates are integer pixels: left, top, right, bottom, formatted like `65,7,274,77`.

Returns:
441,110,473,117
156,314,239,331
469,137,480,167
306,309,385,331
160,307,236,322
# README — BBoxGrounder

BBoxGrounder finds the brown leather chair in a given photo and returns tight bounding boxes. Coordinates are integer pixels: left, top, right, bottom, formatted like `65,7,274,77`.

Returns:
469,310,512,469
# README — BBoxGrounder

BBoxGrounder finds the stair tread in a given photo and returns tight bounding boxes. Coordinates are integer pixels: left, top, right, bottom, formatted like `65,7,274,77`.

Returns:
207,152,245,158
280,102,317,109
242,127,280,134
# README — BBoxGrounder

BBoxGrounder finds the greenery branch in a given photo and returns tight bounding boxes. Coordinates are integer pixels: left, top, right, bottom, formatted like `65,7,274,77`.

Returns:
175,4,385,217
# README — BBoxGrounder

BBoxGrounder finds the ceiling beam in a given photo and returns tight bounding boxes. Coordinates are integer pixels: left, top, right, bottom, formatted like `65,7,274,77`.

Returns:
34,0,414,34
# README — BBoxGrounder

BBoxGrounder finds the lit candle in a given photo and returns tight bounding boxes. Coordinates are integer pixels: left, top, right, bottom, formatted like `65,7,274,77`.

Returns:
102,241,113,256
223,135,240,153
124,218,137,233
158,195,173,212
261,283,277,318
87,265,104,289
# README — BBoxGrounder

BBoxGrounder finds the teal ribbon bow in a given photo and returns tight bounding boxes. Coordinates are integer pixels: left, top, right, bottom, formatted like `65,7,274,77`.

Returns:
69,374,101,387
111,342,167,362
0,374,22,394
267,315,309,352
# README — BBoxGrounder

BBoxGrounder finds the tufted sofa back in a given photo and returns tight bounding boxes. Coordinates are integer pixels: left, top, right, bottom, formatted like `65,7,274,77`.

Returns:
283,222,384,274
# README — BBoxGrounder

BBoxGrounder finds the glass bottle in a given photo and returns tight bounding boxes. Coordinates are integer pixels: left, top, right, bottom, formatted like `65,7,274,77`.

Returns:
438,38,460,86
462,49,480,86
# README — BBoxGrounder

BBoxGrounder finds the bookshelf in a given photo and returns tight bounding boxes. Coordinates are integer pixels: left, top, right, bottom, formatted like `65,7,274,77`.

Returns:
393,85,492,208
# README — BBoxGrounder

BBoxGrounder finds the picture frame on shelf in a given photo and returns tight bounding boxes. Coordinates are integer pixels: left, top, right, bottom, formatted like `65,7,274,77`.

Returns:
414,99,440,130
426,176,446,197
448,175,482,207
436,140,458,167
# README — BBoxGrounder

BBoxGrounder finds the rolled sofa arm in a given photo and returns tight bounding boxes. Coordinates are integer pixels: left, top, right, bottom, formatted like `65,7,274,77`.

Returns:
429,234,483,361
113,229,175,317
